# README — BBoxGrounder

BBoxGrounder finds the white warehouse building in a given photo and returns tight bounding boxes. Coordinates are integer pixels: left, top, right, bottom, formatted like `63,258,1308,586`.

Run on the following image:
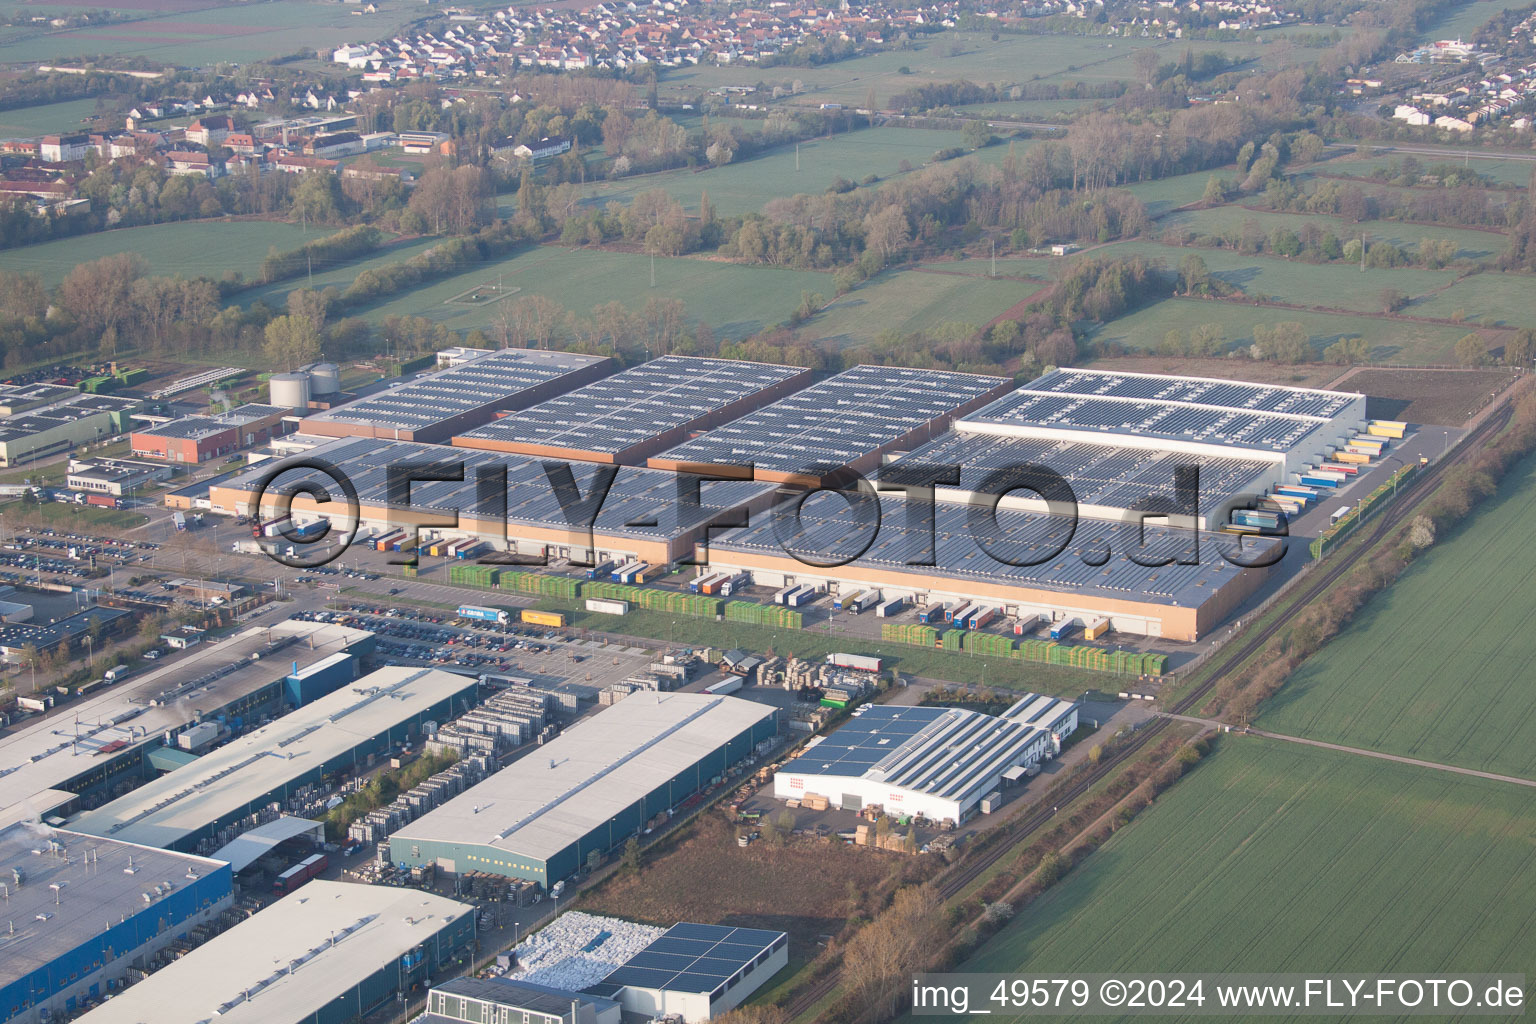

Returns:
773,693,1078,824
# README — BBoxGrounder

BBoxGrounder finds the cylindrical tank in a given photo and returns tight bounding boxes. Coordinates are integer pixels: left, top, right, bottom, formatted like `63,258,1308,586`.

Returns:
269,372,311,409
308,362,340,396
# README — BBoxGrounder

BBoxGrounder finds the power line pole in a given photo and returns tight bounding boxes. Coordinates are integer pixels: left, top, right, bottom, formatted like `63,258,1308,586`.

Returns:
795,143,800,172
990,238,996,278
650,255,656,288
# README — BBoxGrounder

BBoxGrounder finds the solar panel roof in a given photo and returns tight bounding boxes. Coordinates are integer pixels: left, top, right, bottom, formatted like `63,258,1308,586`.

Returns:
307,349,608,433
776,704,1058,800
711,492,1277,608
596,923,787,997
456,355,807,456
889,430,1274,515
1027,368,1360,418
651,365,1008,476
222,437,772,541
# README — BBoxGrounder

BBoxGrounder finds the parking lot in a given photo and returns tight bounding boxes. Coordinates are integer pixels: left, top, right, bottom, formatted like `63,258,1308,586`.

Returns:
290,603,657,693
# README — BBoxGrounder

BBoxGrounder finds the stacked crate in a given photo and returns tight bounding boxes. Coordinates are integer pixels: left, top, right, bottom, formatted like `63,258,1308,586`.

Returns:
961,631,1015,657
880,622,940,646
448,564,501,588
724,601,803,629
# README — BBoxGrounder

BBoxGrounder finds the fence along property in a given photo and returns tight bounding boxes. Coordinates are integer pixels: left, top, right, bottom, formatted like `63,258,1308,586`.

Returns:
1310,460,1422,559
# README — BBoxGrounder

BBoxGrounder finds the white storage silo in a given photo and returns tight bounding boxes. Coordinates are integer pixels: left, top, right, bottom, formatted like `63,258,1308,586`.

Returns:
308,362,341,396
269,372,312,410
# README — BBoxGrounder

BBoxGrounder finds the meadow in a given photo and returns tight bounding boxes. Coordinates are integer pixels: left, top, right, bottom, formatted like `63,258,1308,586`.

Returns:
239,234,443,309
1308,150,1536,189
1258,453,1536,780
1160,204,1508,261
345,244,831,340
662,31,1285,111
802,266,1032,348
0,0,417,65
1123,169,1222,217
0,219,334,288
1421,0,1514,40
0,96,103,140
954,741,1536,1012
1076,240,1459,313
522,126,990,218
1085,296,1474,363
1400,271,1536,327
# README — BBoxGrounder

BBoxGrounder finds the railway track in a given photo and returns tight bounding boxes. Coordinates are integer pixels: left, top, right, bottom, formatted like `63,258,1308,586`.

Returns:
782,402,1515,1022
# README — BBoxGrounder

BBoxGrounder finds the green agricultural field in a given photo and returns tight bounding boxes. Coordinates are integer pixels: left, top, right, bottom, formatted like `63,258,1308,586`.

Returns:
1123,169,1224,217
0,0,418,65
801,266,1033,348
916,257,1052,281
1400,271,1536,327
1074,240,1458,313
0,219,336,288
1308,151,1536,189
1161,204,1507,261
1259,453,1536,779
347,244,830,340
0,97,106,140
953,741,1536,1010
239,234,444,309
1086,296,1471,363
1421,0,1513,40
664,32,1275,110
510,127,995,218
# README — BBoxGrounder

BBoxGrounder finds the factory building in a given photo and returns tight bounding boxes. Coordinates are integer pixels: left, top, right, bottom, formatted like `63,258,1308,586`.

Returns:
0,620,375,827
65,458,173,497
422,979,620,1024
300,348,613,443
586,923,790,1022
67,667,479,854
0,824,233,1024
772,694,1079,823
0,393,141,467
646,364,1012,486
452,355,814,465
130,405,289,463
389,693,778,888
209,438,776,566
72,881,476,1024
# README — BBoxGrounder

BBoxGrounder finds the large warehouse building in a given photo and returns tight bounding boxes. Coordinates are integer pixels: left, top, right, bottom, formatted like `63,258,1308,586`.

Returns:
67,667,479,854
706,493,1273,641
772,693,1078,823
452,355,814,464
210,438,775,565
907,368,1368,526
646,364,1012,486
73,882,475,1024
0,620,375,828
390,692,778,887
0,824,232,1024
702,368,1367,640
301,348,613,443
0,392,141,467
